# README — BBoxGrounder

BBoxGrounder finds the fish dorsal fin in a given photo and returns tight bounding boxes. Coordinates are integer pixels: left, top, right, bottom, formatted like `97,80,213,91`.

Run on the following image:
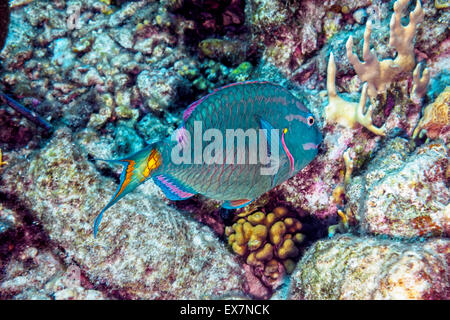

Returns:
223,199,254,209
183,80,272,122
153,174,197,201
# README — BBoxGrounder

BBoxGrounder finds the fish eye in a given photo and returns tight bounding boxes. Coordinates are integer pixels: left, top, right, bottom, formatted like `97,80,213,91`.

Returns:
307,116,314,126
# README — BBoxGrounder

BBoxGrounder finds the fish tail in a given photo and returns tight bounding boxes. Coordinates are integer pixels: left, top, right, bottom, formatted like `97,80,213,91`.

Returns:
93,143,162,237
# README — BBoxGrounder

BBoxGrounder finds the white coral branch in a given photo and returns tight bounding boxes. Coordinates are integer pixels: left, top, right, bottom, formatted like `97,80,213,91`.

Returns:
346,0,424,98
325,52,386,136
411,63,430,104
390,0,424,57
346,21,381,98
356,83,386,136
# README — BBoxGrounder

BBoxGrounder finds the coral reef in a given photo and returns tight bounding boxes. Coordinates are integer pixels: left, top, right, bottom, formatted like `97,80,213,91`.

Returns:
0,0,448,301
346,138,449,238
289,235,450,300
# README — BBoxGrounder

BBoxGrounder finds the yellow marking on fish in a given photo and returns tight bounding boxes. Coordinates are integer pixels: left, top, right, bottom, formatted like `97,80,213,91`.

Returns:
0,149,7,169
141,149,162,181
337,209,348,226
112,160,135,202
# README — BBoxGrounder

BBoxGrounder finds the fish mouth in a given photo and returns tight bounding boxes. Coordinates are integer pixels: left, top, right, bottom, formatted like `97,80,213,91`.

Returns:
318,143,327,154
315,130,325,153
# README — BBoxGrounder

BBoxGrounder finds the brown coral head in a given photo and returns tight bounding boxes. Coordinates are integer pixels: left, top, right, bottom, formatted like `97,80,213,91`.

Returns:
226,206,306,288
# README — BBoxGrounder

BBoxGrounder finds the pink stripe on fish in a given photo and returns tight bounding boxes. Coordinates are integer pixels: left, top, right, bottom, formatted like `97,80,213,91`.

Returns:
302,143,319,150
157,176,195,198
183,97,207,121
281,129,295,176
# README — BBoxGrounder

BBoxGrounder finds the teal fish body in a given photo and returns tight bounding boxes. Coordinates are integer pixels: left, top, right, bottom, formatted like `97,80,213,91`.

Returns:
156,81,322,199
93,81,322,236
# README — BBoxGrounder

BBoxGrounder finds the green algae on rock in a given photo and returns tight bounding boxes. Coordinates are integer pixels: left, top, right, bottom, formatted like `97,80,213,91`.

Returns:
198,38,251,66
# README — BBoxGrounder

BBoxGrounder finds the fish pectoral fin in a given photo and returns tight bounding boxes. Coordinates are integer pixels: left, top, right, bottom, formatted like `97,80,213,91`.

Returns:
256,116,276,156
223,199,254,209
153,174,197,201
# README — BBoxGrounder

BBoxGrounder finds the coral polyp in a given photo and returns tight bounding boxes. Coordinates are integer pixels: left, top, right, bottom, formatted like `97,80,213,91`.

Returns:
226,207,305,284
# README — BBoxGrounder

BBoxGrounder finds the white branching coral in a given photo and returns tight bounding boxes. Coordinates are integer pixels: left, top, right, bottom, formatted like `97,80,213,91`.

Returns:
325,52,386,136
346,0,424,98
411,63,430,104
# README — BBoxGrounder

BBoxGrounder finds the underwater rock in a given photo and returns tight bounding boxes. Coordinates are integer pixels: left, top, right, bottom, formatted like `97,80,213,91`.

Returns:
347,138,449,238
352,8,368,25
0,128,248,299
113,122,144,156
413,87,449,142
166,0,245,40
137,69,185,112
198,38,250,66
0,0,10,51
247,0,372,73
0,203,17,235
1,246,106,300
289,235,450,300
136,113,171,142
245,0,290,34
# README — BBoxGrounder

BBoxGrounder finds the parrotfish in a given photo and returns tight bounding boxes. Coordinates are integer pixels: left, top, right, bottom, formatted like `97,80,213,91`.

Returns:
93,81,322,236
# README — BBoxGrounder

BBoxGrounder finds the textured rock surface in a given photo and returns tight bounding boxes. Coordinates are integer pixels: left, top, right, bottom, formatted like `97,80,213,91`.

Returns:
0,128,247,299
347,138,449,238
289,235,450,300
1,246,106,300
